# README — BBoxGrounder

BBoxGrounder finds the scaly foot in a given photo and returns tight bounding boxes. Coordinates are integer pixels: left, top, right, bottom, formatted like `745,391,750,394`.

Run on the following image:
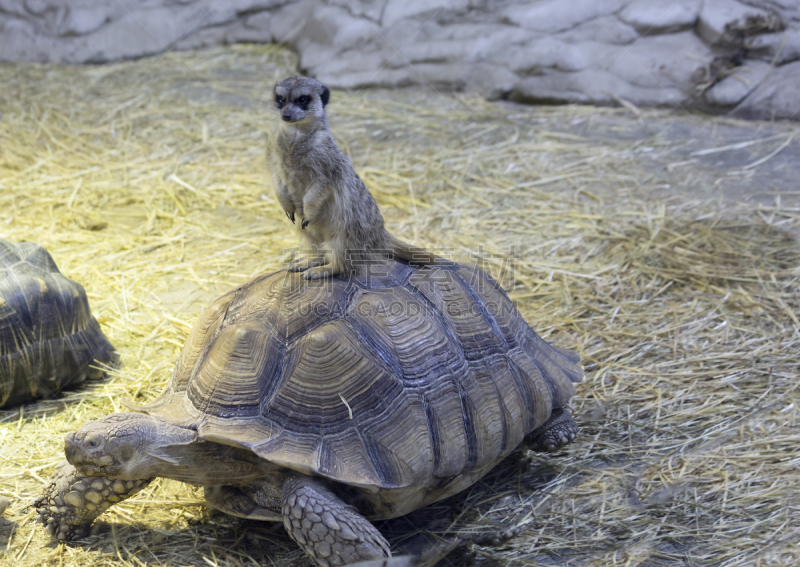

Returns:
281,475,391,566
524,408,578,453
34,460,151,540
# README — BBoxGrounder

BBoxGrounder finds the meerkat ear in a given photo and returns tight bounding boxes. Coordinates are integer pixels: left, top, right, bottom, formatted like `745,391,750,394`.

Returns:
320,86,330,107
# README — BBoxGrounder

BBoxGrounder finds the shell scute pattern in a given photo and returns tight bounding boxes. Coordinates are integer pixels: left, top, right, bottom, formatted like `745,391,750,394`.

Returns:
406,266,507,362
172,293,235,393
139,292,236,422
0,239,116,408
268,321,402,429
145,261,582,499
227,271,352,345
454,265,528,349
521,334,579,409
187,319,282,420
349,287,456,386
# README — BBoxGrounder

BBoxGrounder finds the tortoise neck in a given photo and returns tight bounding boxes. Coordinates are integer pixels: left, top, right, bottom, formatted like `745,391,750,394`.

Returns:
144,420,271,486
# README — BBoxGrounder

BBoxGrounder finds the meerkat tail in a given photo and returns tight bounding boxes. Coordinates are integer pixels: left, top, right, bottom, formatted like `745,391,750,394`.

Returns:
384,231,450,266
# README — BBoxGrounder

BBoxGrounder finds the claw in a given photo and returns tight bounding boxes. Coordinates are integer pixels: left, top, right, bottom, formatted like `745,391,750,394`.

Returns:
301,219,309,229
287,211,295,224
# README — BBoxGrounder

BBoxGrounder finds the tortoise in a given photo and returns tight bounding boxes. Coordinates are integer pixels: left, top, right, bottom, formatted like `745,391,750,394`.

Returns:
35,260,582,566
0,239,116,408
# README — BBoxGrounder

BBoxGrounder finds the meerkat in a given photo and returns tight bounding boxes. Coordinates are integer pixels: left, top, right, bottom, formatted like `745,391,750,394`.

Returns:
268,75,443,279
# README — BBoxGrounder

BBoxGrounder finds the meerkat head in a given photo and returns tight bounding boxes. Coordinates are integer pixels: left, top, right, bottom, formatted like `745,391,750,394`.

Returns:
273,76,330,129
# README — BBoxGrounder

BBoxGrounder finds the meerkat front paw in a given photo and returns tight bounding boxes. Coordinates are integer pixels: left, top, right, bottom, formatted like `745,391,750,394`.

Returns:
287,256,326,272
301,265,340,279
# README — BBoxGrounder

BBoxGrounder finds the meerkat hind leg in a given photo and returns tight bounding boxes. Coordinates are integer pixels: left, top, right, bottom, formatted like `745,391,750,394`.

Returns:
203,485,281,520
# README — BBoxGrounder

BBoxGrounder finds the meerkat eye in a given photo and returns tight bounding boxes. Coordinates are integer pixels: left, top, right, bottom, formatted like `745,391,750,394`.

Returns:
297,95,310,106
275,95,284,107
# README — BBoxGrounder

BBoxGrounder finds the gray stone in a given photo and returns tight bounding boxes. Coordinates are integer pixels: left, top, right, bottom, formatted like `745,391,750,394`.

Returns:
382,0,469,28
556,15,640,45
501,0,628,34
24,0,47,15
507,36,596,75
380,16,439,49
740,0,800,23
397,37,501,66
704,60,773,106
68,6,207,62
298,4,378,52
749,29,800,65
330,0,384,23
0,17,48,61
0,0,798,120
608,32,712,89
618,0,702,34
60,7,107,36
173,19,269,51
434,22,537,45
309,50,385,82
731,60,800,120
696,0,770,46
512,67,687,107
511,32,711,107
320,66,415,90
260,1,313,44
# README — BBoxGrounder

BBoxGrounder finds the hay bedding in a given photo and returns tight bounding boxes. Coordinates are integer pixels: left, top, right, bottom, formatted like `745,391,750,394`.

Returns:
0,45,798,566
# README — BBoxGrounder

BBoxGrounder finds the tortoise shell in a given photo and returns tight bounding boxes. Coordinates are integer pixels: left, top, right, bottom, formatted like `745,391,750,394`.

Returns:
140,260,582,517
0,240,117,408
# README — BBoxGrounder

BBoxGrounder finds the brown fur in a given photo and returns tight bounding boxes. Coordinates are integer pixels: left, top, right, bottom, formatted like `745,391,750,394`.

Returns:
268,76,441,279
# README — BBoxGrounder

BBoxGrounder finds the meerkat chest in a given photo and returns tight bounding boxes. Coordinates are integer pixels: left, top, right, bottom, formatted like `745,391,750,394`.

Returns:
276,141,328,195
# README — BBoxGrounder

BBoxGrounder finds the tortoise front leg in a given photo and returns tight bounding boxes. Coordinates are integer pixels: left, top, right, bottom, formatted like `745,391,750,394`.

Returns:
279,475,390,566
34,460,152,540
524,407,578,452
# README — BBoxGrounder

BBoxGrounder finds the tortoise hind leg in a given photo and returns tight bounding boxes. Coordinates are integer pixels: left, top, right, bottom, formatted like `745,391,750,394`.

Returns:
279,475,390,566
524,407,578,452
203,485,281,520
34,460,152,540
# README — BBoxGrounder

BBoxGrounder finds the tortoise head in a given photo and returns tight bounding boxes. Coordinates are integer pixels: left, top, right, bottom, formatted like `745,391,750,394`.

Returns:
65,413,168,479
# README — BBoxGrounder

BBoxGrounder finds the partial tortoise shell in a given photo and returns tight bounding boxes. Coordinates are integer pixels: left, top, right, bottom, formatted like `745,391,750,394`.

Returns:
0,240,117,408
139,260,582,517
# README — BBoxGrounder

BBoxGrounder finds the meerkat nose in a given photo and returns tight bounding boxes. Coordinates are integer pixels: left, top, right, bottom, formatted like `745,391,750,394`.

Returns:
282,114,292,122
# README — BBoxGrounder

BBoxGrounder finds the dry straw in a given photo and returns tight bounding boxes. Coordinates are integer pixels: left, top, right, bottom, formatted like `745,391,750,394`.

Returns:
0,45,798,566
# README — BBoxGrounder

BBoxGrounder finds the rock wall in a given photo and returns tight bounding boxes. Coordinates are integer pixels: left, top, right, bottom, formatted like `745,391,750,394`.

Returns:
1,0,798,120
